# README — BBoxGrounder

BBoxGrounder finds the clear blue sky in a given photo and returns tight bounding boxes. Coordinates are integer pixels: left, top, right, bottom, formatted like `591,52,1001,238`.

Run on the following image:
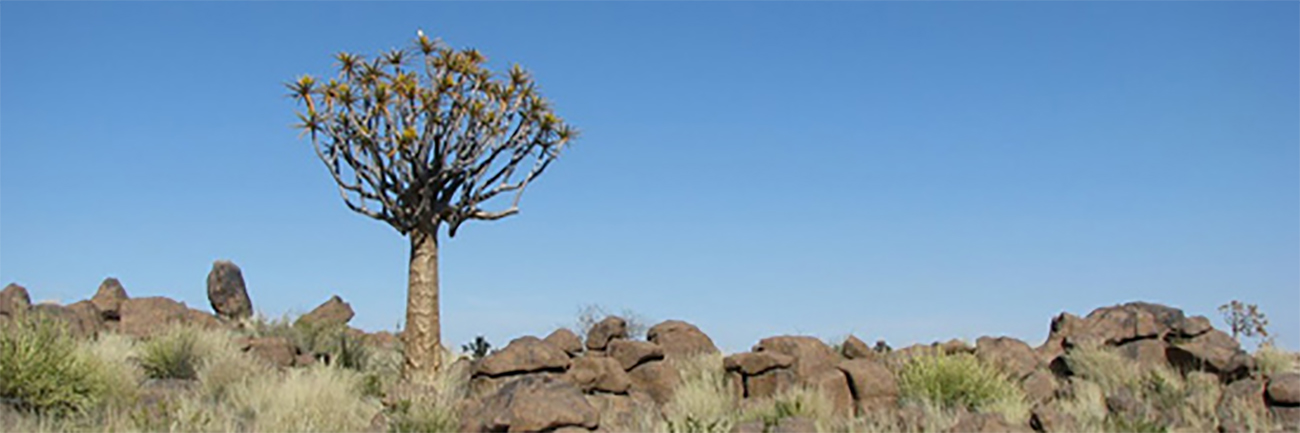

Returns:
2,2,1296,353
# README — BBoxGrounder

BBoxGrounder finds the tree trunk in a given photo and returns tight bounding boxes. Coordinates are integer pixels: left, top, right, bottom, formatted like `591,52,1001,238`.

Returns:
403,228,442,384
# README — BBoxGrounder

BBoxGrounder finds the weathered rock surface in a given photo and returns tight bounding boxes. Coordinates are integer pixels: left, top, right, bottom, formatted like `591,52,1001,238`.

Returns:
91,277,129,320
745,368,796,400
30,301,103,338
837,359,898,413
586,316,628,351
206,260,252,320
724,352,794,376
243,336,298,368
119,297,222,338
546,328,585,357
647,320,718,360
1118,338,1168,367
1167,329,1253,381
296,295,354,328
565,356,632,394
1030,405,1078,433
476,336,571,377
1268,373,1300,406
1021,370,1058,403
0,283,31,317
607,340,665,371
975,336,1039,380
841,335,875,360
949,412,1029,433
460,375,599,433
585,391,656,432
753,336,839,383
628,360,680,405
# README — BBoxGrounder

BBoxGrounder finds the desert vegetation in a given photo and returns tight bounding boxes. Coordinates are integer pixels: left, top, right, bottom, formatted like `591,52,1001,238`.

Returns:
2,276,1298,433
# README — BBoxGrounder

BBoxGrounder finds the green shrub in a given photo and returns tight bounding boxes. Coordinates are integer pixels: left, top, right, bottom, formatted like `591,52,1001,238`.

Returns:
0,314,108,415
138,327,204,380
896,352,1025,415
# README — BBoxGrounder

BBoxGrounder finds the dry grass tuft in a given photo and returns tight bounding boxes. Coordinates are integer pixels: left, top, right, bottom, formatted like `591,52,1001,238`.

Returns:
663,353,734,433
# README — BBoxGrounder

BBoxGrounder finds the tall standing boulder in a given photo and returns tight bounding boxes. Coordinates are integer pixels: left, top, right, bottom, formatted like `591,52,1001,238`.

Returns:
91,277,129,321
206,260,252,320
0,283,31,317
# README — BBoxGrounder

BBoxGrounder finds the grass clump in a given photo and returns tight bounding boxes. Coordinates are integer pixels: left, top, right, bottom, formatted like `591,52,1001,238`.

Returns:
663,353,734,433
138,325,235,380
227,365,380,432
1062,344,1141,394
1253,344,1299,378
741,385,835,432
896,351,1026,418
384,349,469,433
0,314,108,416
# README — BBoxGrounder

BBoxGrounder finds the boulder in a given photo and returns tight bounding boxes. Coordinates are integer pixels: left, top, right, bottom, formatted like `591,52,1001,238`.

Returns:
0,283,31,317
647,320,718,360
745,368,796,400
565,356,632,394
1030,405,1078,433
586,316,628,351
1217,378,1267,429
937,338,975,355
724,352,795,376
975,336,1039,380
607,340,665,371
810,368,854,416
363,331,401,350
585,391,656,432
296,295,354,328
1021,370,1058,403
91,277,129,320
1167,329,1253,381
206,260,252,320
1118,338,1168,367
119,297,222,338
30,302,103,338
842,335,874,360
1272,406,1300,431
244,337,298,368
545,328,585,357
837,359,899,413
460,375,599,433
628,360,680,405
475,336,571,378
753,336,839,383
1267,373,1300,406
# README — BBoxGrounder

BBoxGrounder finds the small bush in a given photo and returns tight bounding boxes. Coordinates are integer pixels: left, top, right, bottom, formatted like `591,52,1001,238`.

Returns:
138,327,200,380
384,351,468,433
664,353,733,433
896,352,1025,415
1062,344,1141,394
0,314,108,415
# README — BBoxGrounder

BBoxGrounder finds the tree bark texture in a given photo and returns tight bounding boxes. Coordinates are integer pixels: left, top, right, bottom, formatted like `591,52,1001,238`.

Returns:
403,228,442,384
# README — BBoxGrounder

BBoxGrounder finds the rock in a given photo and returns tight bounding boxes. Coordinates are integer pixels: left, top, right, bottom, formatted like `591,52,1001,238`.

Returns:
565,356,632,394
733,420,765,433
1217,378,1266,429
460,375,599,433
546,328,585,357
753,336,839,383
949,412,1028,433
1118,338,1168,367
1021,370,1058,403
119,297,222,338
745,368,796,400
647,320,719,360
607,340,665,371
586,316,628,351
586,391,656,432
363,331,401,350
628,360,680,405
837,359,899,413
1168,329,1254,381
1268,373,1300,406
0,283,31,317
91,277,129,320
1030,405,1077,433
294,353,317,367
724,352,795,376
810,368,854,416
475,336,571,377
1181,316,1213,338
30,302,103,338
937,338,974,355
1105,388,1144,420
842,335,874,360
296,295,354,328
206,260,252,320
1271,406,1300,431
975,336,1039,380
245,337,298,368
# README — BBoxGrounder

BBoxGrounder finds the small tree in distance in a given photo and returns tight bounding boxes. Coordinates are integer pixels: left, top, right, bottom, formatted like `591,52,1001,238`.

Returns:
289,31,577,384
1218,300,1270,345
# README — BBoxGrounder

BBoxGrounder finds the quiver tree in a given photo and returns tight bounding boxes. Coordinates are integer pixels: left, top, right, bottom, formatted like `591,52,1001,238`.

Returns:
289,32,576,383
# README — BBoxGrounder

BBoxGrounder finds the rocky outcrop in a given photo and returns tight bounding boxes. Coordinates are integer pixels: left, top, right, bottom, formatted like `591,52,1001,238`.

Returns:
607,340,664,371
646,320,718,360
460,375,599,433
475,336,571,378
586,316,627,352
565,356,631,394
1165,329,1254,381
206,260,252,320
119,297,222,338
838,358,898,414
0,283,31,317
546,328,585,357
91,277,129,321
975,336,1039,380
841,335,875,360
296,295,354,329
